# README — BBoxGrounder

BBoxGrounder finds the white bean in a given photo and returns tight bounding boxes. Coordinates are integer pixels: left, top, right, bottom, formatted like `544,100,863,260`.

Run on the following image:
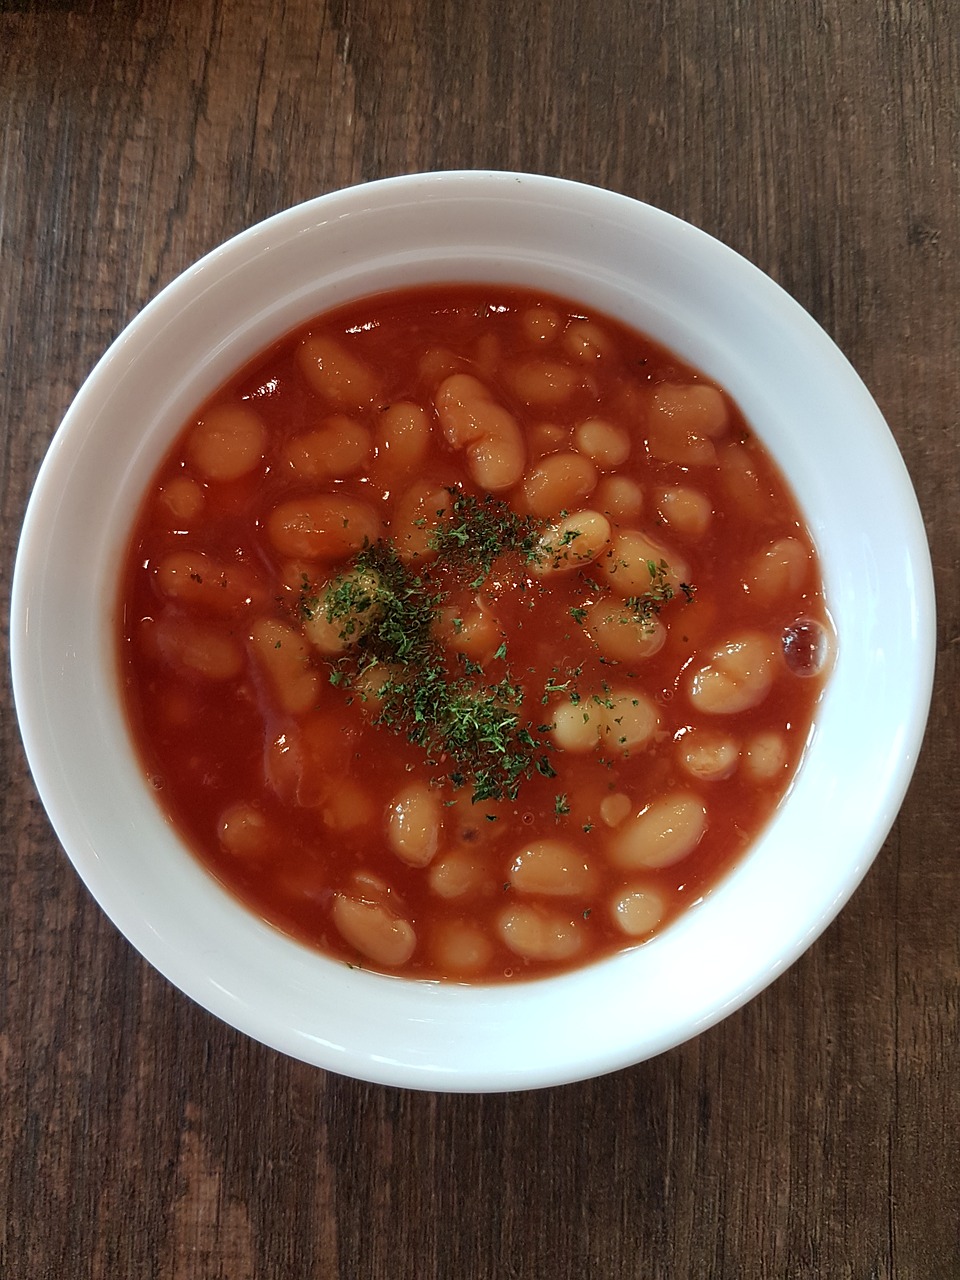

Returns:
391,480,455,563
599,793,632,827
249,618,319,714
743,537,811,601
520,306,560,344
585,602,666,663
298,335,379,409
743,731,789,780
267,495,380,561
283,416,372,481
510,357,580,406
656,486,712,537
599,530,689,598
561,320,611,364
435,373,525,491
374,401,431,473
508,840,596,896
533,509,611,573
609,793,707,869
594,475,643,521
678,728,739,781
332,894,416,967
520,451,597,517
574,417,631,467
155,618,244,681
187,404,265,482
160,476,204,521
387,782,442,867
599,692,659,753
218,803,269,859
688,633,777,714
610,887,666,937
550,701,603,753
302,568,382,656
436,600,505,664
646,383,728,465
497,904,583,962
431,922,494,973
428,851,488,900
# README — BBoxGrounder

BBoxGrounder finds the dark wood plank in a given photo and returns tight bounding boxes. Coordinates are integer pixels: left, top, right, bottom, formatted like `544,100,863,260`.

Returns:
1,0,957,1277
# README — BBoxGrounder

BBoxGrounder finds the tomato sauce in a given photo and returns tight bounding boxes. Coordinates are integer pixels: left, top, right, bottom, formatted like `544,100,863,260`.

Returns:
117,285,831,982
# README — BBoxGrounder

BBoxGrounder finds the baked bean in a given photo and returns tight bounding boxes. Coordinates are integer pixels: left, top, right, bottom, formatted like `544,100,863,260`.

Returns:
331,894,416,967
610,792,707,869
509,357,580,406
689,633,776,714
186,403,265,482
551,701,603,753
387,782,442,868
552,690,658,754
351,663,400,711
159,476,203,522
574,417,631,468
600,691,660,752
520,306,560,344
497,904,583,962
534,510,611,573
646,383,728,465
435,373,525,491
374,402,431,473
610,887,665,937
719,442,769,518
678,728,739,781
585,601,666,663
219,802,269,859
529,423,569,457
302,568,382,655
656,486,712,536
520,451,597,517
593,475,643,521
418,346,462,384
599,529,689,597
391,480,455,563
562,319,611,364
353,869,391,897
250,618,319,714
600,793,632,827
267,494,379,560
264,710,358,807
436,601,504,664
155,618,244,680
283,416,372,481
431,921,494,973
473,332,501,376
154,550,257,612
744,537,810,600
298,334,379,409
428,850,488,899
508,840,596,896
743,731,789,780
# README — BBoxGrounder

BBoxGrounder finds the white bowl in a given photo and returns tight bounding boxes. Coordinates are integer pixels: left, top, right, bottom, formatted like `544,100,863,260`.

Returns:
11,172,935,1091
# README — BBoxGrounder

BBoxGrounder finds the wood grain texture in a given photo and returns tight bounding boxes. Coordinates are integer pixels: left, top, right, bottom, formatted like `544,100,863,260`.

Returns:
1,1,957,1276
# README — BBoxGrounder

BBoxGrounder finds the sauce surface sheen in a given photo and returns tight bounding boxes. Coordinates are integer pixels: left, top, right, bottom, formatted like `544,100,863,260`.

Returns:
118,285,831,982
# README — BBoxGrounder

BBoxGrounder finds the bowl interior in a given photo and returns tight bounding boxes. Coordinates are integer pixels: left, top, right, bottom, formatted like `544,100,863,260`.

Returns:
11,172,935,1090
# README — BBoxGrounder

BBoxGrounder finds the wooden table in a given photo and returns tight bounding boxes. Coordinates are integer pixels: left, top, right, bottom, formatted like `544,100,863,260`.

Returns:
2,2,957,1276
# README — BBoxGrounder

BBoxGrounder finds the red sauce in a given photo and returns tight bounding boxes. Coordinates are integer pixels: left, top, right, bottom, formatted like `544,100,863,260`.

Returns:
117,286,831,982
